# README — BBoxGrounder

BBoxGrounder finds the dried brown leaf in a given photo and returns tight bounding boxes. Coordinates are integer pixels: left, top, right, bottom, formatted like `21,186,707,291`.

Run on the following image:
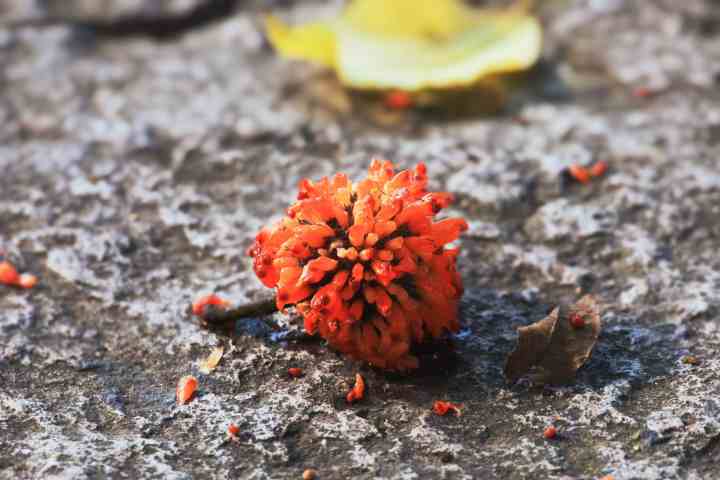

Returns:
504,295,601,384
199,346,224,375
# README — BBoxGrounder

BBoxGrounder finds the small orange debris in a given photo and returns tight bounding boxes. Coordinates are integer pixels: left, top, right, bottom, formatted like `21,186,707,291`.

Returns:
567,165,591,184
599,475,614,480
567,161,608,185
346,373,365,403
632,86,652,98
288,367,304,378
569,312,585,329
302,469,318,480
0,261,20,285
384,90,413,110
228,422,240,437
589,160,608,178
191,294,230,316
543,425,558,440
432,400,463,416
0,261,37,289
176,375,199,405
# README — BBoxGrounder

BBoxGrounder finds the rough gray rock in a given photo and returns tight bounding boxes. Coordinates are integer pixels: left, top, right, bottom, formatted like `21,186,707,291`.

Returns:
1,0,720,479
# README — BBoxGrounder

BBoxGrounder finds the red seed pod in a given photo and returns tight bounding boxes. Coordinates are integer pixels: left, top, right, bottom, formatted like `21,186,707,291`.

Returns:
247,159,467,370
543,425,558,439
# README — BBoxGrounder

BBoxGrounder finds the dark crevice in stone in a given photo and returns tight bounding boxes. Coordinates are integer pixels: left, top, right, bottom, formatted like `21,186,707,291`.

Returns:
4,0,242,40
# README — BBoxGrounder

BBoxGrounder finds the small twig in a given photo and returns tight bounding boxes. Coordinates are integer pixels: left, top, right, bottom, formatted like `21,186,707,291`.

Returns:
199,297,278,328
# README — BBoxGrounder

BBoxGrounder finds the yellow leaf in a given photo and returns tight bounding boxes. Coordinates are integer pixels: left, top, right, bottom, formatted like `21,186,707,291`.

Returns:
264,16,336,68
265,0,542,91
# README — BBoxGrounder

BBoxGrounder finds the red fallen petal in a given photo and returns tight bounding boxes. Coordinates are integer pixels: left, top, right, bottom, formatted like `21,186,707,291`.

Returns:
432,400,462,416
0,261,20,286
346,373,366,403
176,375,199,405
288,367,303,378
568,165,591,184
192,294,230,316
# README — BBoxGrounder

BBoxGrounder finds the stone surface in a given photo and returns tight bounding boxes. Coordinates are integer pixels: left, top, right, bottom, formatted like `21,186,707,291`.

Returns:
2,0,720,479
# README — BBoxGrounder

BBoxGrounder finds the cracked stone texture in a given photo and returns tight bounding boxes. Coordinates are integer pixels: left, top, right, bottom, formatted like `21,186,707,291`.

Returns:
2,0,720,479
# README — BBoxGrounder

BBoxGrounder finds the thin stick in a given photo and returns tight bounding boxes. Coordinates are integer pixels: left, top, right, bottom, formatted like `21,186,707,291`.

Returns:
199,297,278,327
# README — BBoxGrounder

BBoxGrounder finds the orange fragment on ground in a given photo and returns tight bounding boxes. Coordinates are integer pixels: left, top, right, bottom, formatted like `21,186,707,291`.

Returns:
228,423,240,437
567,165,591,184
432,400,463,416
0,261,20,285
288,367,304,378
589,160,608,178
543,425,558,439
176,375,199,405
192,294,230,316
0,261,38,289
385,91,413,110
346,373,365,403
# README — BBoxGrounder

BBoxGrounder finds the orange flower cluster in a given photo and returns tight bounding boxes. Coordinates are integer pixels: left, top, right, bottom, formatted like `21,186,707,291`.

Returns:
247,159,467,369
